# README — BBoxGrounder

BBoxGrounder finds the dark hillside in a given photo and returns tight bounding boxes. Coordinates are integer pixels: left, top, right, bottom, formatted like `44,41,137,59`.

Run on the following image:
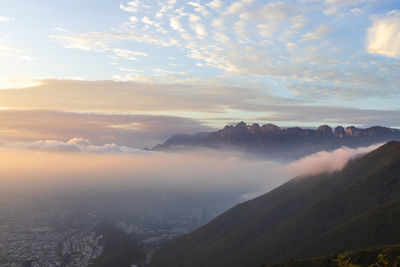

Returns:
152,141,400,267
91,221,145,267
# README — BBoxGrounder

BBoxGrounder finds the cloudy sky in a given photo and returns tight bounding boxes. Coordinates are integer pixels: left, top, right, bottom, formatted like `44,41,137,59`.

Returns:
0,0,400,147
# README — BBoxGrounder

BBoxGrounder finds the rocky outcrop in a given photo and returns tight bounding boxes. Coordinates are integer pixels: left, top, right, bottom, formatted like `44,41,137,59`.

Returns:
345,126,365,136
153,122,400,159
206,123,399,141
317,125,333,136
334,126,346,137
262,123,281,132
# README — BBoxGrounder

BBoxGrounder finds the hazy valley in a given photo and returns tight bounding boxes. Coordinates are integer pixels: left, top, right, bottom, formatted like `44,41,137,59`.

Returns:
1,0,400,266
1,122,399,266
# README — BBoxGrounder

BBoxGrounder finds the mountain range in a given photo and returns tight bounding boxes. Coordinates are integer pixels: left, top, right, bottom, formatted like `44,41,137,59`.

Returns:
152,141,400,267
153,122,400,160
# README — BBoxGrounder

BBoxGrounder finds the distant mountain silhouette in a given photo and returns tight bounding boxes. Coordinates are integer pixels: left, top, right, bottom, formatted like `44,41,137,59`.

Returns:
152,141,400,267
153,122,400,159
152,132,210,151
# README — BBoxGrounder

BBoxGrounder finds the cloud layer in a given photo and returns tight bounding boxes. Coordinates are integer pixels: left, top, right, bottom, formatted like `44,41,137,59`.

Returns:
0,139,384,199
1,81,400,140
286,143,382,176
0,79,279,113
46,0,400,105
0,109,213,148
11,138,144,154
1,1,399,133
0,1,399,145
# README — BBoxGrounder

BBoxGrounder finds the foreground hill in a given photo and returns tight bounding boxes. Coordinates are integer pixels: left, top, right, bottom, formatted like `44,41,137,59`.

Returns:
152,141,400,267
91,222,145,267
153,122,400,160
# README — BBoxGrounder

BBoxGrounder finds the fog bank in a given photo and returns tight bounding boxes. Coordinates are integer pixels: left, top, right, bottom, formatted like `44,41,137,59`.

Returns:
0,140,384,199
286,143,383,176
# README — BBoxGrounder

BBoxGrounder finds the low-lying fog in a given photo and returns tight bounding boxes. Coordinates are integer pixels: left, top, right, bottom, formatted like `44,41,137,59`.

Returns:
0,138,382,199
0,139,384,259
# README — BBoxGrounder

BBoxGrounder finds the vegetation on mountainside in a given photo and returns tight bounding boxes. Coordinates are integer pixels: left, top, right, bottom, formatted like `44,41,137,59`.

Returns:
269,244,400,267
152,141,400,267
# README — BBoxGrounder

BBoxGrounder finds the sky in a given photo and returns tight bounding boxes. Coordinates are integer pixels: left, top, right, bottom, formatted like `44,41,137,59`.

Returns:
0,0,400,148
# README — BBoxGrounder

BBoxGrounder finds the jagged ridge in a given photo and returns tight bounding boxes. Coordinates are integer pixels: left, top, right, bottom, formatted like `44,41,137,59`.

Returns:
153,122,400,159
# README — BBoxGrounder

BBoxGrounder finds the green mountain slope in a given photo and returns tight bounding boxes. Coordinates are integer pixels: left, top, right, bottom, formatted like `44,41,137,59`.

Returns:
285,198,400,261
152,141,400,267
270,244,400,267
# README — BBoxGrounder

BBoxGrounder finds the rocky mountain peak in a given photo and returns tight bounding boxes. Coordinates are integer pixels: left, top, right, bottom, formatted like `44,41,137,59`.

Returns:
261,123,281,132
334,126,345,137
235,121,247,128
317,125,333,136
346,126,363,136
152,122,400,159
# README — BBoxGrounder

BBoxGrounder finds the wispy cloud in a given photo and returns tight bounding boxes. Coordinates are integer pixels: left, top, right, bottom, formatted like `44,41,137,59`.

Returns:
0,109,214,148
286,143,382,176
0,79,294,114
0,16,13,22
120,0,146,13
367,10,400,59
0,0,397,130
112,48,148,61
0,80,399,131
207,0,223,10
0,39,36,61
243,142,384,198
324,0,376,16
11,138,144,153
51,31,176,52
47,0,399,107
53,26,69,32
0,39,24,56
300,24,332,42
